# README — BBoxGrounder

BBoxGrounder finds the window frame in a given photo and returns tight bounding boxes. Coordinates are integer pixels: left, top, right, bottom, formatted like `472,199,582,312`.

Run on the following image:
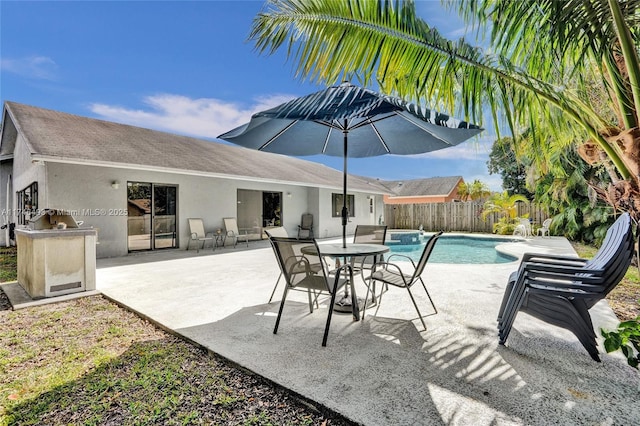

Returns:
331,193,355,218
17,182,38,225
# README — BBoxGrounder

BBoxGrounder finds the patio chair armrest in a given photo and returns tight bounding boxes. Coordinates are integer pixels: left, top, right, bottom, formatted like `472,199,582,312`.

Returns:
521,252,587,264
524,269,605,284
372,261,405,276
526,277,604,295
523,261,603,276
386,253,417,268
286,256,314,277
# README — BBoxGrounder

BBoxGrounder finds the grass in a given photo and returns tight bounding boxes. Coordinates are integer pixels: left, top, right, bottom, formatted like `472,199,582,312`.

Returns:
0,295,350,425
0,246,350,425
0,247,17,282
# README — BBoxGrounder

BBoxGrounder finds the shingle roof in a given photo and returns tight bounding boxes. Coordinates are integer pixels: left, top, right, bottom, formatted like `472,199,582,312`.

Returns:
380,176,463,197
2,102,390,194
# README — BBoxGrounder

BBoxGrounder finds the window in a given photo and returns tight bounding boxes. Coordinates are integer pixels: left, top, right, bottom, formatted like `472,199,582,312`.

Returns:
331,193,355,217
17,182,38,225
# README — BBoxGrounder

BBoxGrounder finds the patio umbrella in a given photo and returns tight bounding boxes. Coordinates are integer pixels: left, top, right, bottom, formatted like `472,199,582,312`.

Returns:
218,82,483,247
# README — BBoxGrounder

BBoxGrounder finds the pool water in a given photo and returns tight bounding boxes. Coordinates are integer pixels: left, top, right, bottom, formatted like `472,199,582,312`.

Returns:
386,234,518,264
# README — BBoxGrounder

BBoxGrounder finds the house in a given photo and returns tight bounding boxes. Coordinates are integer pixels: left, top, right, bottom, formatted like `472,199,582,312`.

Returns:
381,176,464,204
0,102,391,257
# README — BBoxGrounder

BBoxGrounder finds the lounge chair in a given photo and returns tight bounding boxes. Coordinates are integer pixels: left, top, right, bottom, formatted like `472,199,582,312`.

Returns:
297,213,314,239
497,212,634,361
537,218,552,237
223,217,249,248
186,218,215,252
269,236,356,346
365,231,443,330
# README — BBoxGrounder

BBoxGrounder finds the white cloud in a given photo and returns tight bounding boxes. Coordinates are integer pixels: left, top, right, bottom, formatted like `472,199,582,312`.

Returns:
89,93,295,139
1,55,57,80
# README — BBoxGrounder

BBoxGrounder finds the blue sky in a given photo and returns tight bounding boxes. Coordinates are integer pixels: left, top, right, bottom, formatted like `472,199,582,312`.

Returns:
1,0,502,190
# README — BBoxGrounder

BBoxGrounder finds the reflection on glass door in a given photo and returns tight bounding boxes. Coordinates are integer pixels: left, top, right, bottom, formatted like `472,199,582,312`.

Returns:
154,185,177,249
127,182,177,251
237,189,282,238
127,183,152,251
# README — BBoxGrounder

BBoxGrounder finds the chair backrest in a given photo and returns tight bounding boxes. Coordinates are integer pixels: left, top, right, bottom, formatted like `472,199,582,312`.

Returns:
588,213,635,299
188,218,205,238
223,217,239,234
300,213,313,229
411,231,444,280
541,218,552,229
584,213,632,274
269,236,330,291
353,225,387,244
265,226,289,238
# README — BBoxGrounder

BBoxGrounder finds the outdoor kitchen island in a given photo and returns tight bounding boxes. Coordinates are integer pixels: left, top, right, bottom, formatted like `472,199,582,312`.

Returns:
15,210,97,299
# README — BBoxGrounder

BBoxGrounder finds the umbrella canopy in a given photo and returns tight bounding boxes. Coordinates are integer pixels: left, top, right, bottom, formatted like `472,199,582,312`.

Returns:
218,82,483,246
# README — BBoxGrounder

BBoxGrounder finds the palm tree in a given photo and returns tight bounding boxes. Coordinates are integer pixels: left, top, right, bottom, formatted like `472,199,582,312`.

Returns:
469,179,491,201
250,0,640,217
481,191,529,221
457,181,470,201
481,191,529,233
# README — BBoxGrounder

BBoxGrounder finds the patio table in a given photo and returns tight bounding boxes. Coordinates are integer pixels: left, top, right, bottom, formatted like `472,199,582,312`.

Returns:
302,243,389,314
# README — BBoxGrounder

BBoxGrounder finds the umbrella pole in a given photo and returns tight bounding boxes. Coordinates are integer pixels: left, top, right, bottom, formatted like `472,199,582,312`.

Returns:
342,123,348,248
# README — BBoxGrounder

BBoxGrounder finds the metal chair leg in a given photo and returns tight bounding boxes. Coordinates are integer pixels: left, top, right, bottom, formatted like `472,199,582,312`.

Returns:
268,273,282,303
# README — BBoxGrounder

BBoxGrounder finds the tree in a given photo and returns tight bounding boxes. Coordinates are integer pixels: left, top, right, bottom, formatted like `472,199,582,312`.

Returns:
469,179,491,201
457,181,470,201
481,191,529,234
487,137,533,198
481,191,529,221
457,179,490,201
250,0,640,218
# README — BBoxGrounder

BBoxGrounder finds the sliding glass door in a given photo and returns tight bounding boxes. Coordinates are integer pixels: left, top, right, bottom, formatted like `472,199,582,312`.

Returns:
127,182,177,251
237,189,282,238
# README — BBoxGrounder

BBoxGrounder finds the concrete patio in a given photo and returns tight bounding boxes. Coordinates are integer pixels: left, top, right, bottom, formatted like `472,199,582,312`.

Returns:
93,236,640,425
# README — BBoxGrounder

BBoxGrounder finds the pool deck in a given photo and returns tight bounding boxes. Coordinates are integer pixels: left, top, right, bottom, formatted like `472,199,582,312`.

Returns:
7,234,640,425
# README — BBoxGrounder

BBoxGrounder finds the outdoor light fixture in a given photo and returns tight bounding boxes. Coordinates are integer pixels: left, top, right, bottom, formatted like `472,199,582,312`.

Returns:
287,192,292,198
111,180,120,189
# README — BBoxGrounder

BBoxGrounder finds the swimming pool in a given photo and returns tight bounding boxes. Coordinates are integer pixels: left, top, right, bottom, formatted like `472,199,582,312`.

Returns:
386,233,518,264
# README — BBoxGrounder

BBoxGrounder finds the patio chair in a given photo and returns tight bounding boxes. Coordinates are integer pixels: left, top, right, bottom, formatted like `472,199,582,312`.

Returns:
297,213,314,239
223,217,249,248
350,225,388,301
513,218,532,237
266,227,292,303
186,218,215,252
269,236,356,346
537,218,552,237
497,212,634,361
365,231,443,330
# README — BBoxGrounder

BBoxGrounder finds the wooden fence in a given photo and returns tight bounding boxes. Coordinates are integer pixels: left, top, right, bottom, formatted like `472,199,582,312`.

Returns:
383,201,547,233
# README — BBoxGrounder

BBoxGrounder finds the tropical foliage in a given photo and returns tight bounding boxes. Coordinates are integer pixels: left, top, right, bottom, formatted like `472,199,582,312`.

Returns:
602,315,640,368
250,0,640,218
481,191,529,234
457,179,491,201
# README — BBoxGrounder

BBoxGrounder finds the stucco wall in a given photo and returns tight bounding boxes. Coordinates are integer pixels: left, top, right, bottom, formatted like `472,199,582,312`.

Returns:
44,162,330,257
